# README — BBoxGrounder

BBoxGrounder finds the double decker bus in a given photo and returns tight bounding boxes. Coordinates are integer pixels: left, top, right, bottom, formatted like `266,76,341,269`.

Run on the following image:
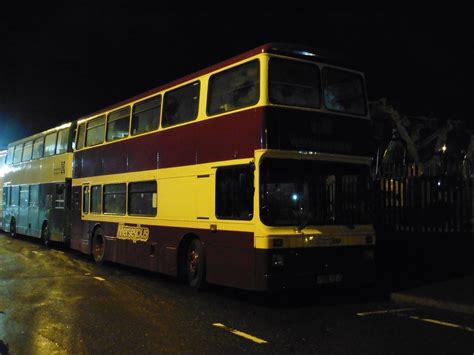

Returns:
2,123,75,244
71,43,375,291
0,150,6,231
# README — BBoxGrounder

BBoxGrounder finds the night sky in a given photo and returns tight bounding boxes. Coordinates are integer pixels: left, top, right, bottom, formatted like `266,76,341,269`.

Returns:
0,3,471,149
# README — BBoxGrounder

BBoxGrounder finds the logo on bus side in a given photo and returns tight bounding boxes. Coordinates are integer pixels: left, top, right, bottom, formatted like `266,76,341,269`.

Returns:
116,224,150,243
53,161,66,175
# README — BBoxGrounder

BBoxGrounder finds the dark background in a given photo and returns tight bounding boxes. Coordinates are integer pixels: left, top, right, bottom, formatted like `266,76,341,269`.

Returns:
0,3,471,148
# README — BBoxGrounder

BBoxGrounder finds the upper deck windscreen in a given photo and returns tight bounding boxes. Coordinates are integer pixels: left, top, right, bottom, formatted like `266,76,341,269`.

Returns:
268,58,367,116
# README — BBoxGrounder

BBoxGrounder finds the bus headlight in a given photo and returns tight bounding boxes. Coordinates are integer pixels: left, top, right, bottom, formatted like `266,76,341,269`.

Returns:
272,254,285,267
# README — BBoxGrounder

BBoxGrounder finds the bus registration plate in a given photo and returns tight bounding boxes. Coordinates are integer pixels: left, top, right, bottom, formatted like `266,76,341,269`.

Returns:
317,273,342,284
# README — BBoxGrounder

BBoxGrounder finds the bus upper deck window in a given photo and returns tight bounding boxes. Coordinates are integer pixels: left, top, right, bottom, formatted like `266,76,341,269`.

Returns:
32,137,44,159
132,96,161,136
207,60,260,116
86,115,106,147
162,82,200,128
107,107,130,142
76,123,86,150
268,58,321,109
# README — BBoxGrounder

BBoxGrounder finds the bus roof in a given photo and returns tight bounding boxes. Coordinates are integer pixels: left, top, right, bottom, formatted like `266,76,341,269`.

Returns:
78,43,344,121
7,122,73,148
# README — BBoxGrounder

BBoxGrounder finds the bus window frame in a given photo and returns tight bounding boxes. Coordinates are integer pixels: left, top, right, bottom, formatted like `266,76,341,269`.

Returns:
103,183,126,215
90,184,102,214
56,128,69,154
106,107,131,142
13,144,23,165
128,180,157,217
82,184,90,215
32,136,45,160
44,131,58,157
21,140,33,162
162,81,200,128
85,115,106,148
215,164,254,221
6,147,14,165
131,95,162,136
207,59,260,116
268,56,322,110
76,123,86,150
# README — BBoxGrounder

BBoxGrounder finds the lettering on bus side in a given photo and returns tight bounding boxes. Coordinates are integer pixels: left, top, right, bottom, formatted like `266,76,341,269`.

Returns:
53,161,66,175
116,223,150,243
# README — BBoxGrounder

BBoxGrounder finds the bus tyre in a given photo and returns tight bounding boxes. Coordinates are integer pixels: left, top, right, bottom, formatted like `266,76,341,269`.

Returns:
92,228,106,264
41,222,50,247
9,219,16,238
185,238,206,290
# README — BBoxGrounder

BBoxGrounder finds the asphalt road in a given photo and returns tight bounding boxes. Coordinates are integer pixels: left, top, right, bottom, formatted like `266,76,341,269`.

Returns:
0,232,473,354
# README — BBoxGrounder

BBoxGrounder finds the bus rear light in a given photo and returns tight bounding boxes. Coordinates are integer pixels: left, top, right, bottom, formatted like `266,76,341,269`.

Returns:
271,254,285,267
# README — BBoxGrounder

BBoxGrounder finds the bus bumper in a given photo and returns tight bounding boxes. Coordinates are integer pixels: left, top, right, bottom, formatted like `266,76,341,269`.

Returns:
254,246,376,291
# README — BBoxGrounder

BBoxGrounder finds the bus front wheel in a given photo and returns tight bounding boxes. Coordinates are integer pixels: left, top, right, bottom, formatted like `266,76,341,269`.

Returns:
185,238,206,290
92,228,106,264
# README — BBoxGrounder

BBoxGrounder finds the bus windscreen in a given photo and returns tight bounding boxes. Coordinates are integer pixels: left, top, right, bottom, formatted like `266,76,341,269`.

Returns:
268,58,366,116
259,159,370,227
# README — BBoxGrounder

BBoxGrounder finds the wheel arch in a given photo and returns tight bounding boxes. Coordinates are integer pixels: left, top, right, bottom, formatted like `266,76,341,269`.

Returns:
88,223,104,255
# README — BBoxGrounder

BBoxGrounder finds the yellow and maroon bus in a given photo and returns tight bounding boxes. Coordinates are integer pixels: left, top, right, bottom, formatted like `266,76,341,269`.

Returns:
71,43,375,291
2,123,75,244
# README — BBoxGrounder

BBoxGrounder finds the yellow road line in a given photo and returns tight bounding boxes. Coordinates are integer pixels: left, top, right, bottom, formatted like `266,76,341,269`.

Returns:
356,308,415,316
212,323,268,344
93,276,106,281
409,316,474,332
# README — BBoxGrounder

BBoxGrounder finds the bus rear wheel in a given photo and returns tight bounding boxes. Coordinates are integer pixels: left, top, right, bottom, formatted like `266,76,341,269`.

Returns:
9,219,16,238
92,228,106,264
185,238,206,289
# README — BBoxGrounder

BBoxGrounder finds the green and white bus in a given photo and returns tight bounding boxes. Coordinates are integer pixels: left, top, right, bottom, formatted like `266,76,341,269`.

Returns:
2,122,75,244
0,149,7,231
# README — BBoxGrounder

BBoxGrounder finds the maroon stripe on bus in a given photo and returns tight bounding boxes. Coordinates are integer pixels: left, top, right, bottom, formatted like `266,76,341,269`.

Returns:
69,211,255,289
73,108,264,178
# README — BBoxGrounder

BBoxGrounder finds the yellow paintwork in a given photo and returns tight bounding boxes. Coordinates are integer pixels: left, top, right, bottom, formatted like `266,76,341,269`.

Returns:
2,153,73,186
74,149,375,249
4,122,74,186
254,225,375,249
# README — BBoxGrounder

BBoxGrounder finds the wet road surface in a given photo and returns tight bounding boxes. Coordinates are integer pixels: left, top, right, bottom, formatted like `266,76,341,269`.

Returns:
0,233,473,354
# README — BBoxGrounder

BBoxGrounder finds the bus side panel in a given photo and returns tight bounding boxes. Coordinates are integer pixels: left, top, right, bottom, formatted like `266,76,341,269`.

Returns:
48,182,70,242
204,229,255,290
28,185,40,237
70,216,257,290
70,186,89,253
73,109,264,179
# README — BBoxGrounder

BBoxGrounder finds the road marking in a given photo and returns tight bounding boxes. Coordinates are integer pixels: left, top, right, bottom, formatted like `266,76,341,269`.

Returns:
356,308,415,316
212,323,268,344
409,316,474,332
84,273,91,276
32,251,39,254
93,276,106,281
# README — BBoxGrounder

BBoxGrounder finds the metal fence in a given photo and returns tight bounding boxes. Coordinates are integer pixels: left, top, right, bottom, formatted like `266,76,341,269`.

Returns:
374,163,473,234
